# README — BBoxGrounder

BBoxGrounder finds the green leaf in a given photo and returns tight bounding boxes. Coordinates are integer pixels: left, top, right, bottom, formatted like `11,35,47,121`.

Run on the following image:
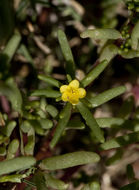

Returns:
77,101,104,143
80,29,122,40
57,29,76,78
88,86,126,108
31,89,61,98
120,181,139,190
0,78,23,113
45,104,58,118
0,156,36,176
100,131,139,150
120,50,139,59
81,60,109,87
0,121,16,137
131,20,139,50
44,173,68,190
39,151,100,170
38,118,53,129
2,32,21,64
99,44,118,62
20,121,35,155
0,167,35,183
7,139,19,160
96,117,124,128
66,119,85,130
50,103,72,148
38,74,61,88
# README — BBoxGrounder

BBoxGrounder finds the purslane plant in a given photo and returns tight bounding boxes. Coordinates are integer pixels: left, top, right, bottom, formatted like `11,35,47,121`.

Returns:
0,1,139,189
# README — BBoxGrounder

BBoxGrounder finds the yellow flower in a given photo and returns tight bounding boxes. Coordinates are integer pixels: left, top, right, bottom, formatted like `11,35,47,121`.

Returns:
60,79,86,105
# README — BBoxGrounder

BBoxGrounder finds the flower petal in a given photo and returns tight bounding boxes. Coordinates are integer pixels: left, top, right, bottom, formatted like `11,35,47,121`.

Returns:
69,80,79,89
60,85,68,93
78,88,86,98
62,92,69,102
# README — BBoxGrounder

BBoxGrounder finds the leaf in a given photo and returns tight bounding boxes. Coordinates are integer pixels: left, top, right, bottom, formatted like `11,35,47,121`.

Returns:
7,139,19,160
131,20,139,50
2,32,21,64
0,156,36,176
81,60,109,87
20,121,35,155
120,50,139,59
45,104,58,118
57,29,76,78
80,29,122,40
38,118,53,129
39,151,100,170
30,89,61,98
88,86,126,108
120,181,139,190
77,101,104,143
96,117,124,128
99,44,118,62
66,119,85,130
0,78,23,113
38,74,61,88
50,103,72,148
0,121,16,137
0,167,35,183
100,131,139,150
44,173,68,190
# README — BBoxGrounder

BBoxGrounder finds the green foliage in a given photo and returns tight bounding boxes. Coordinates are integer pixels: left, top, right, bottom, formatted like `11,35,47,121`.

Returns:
0,157,36,175
39,151,100,170
50,102,72,148
77,101,104,143
80,29,122,40
57,29,76,78
0,0,139,189
0,78,22,113
81,60,109,87
88,86,126,108
100,131,139,150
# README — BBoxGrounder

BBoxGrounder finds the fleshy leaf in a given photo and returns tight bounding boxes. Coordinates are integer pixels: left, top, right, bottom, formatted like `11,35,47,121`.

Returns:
81,60,109,87
77,101,104,143
99,44,118,62
31,89,61,98
44,173,68,190
0,78,22,113
100,131,139,150
0,156,36,176
80,29,122,40
88,86,126,108
58,29,76,78
50,102,72,148
38,74,61,88
39,151,100,170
